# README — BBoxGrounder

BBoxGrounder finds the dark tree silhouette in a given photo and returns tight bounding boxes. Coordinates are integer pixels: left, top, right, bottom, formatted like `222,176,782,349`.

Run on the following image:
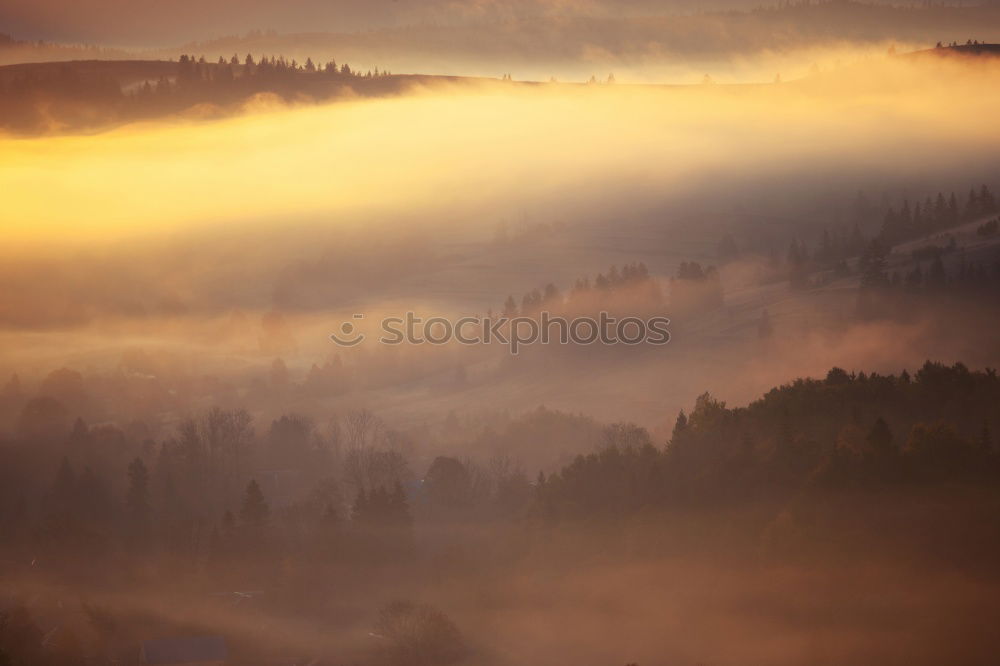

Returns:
240,479,269,527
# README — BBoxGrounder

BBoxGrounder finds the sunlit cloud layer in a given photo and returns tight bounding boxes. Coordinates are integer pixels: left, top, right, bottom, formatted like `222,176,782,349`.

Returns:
2,55,1000,249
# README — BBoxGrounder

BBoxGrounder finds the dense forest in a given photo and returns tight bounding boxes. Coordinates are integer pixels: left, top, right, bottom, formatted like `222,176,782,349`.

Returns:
541,362,1000,515
1,361,998,664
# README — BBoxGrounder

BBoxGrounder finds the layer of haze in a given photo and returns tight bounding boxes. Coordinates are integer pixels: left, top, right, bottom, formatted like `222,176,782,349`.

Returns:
2,53,1000,432
0,0,954,44
3,54,1000,245
4,2,1000,83
4,10,1000,666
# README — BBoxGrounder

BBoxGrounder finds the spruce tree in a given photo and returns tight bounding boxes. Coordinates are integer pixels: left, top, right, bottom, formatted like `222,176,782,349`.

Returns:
240,479,269,527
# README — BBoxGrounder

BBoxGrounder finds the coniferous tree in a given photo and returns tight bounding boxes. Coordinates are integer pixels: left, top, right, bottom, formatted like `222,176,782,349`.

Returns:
865,417,896,467
240,479,269,527
859,239,889,288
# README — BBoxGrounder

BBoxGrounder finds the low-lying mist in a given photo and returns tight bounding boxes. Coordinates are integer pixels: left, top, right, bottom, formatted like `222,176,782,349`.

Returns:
3,50,1000,666
2,53,1000,432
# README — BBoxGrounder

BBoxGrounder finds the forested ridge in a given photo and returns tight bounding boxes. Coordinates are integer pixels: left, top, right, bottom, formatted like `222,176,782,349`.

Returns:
540,361,999,522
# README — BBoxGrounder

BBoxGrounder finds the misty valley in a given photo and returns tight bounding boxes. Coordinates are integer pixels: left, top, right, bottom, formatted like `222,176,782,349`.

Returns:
2,3,1000,666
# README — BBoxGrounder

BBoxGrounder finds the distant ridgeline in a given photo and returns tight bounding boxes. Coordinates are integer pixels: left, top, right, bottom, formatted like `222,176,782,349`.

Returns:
0,32,129,64
0,53,398,133
2,39,999,134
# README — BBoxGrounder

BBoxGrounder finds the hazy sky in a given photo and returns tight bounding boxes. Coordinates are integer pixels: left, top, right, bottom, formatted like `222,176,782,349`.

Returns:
0,0,980,46
0,1,747,44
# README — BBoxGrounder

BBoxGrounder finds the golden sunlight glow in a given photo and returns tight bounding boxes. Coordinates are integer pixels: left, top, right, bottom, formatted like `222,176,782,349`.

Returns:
2,57,999,248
